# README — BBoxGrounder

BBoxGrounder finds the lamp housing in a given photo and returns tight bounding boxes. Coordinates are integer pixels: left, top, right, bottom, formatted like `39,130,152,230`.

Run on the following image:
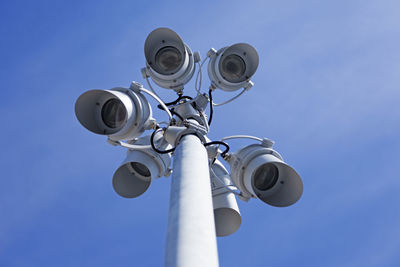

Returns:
75,87,153,141
227,144,302,207
112,133,172,198
208,43,259,92
143,27,198,91
210,160,241,237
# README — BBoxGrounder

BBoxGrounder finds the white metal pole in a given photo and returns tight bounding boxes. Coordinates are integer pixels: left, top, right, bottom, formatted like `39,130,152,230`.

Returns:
165,134,219,267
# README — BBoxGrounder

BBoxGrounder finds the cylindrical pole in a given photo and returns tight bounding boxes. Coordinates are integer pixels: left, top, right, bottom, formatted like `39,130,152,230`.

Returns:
165,134,219,267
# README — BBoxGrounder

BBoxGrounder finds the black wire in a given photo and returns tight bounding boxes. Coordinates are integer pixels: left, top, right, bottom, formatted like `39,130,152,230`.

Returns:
157,95,193,110
208,89,213,126
170,109,184,121
204,141,229,157
150,129,176,154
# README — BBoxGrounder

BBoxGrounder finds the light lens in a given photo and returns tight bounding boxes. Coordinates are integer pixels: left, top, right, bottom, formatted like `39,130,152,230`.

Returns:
130,162,151,177
155,46,182,74
219,54,246,83
254,163,279,191
101,99,127,129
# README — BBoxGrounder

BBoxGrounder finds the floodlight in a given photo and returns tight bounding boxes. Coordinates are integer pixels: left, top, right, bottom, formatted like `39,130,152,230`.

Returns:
112,133,172,198
210,160,241,237
143,27,198,91
227,144,303,207
75,87,152,141
208,43,259,91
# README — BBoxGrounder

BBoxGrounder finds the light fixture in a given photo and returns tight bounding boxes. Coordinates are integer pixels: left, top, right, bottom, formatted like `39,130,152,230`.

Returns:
75,27,304,266
143,27,199,91
210,160,241,237
227,144,303,207
112,132,172,198
75,87,153,141
208,43,259,92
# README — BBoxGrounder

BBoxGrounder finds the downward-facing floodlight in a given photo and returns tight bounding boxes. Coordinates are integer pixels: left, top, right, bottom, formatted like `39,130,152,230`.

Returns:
227,144,303,207
208,43,259,91
112,133,172,198
210,160,241,237
75,87,153,141
143,27,198,91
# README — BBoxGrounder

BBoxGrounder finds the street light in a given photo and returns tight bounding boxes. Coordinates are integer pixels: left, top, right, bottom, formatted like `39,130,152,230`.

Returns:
208,43,259,92
113,132,172,198
75,87,153,141
75,27,303,267
210,160,241,237
227,142,303,207
143,27,200,92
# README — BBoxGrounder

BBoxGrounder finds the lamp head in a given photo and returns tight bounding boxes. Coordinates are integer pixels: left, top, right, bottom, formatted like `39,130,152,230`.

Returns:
75,87,152,141
144,28,197,91
208,43,259,92
112,133,171,198
228,144,303,207
210,160,241,237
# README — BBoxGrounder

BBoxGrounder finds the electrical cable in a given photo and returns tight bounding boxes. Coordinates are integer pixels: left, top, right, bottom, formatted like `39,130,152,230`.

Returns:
220,135,263,142
145,76,161,99
157,95,193,110
204,141,229,157
170,109,184,121
150,128,176,154
144,77,192,120
115,141,152,150
212,88,247,106
195,57,208,95
139,87,173,121
208,88,214,126
220,135,283,160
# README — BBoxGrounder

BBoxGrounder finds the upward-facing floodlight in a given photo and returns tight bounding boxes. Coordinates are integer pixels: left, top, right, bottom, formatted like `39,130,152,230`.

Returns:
75,87,153,141
112,132,172,198
227,144,303,207
208,43,259,91
210,160,241,237
143,27,199,91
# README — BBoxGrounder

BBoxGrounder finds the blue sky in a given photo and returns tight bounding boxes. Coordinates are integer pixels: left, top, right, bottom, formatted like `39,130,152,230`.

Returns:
1,0,400,266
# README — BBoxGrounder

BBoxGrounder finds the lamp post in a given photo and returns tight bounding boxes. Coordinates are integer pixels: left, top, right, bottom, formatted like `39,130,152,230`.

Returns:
165,134,218,267
75,27,303,267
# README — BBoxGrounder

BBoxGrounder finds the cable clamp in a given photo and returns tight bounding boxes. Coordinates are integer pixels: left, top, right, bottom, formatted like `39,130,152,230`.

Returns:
183,120,208,136
261,138,275,148
140,67,149,79
238,193,251,202
107,138,120,146
244,80,254,91
207,48,217,58
193,51,201,63
129,81,143,93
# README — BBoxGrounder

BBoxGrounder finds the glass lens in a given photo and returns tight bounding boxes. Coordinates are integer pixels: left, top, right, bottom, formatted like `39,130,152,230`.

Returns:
155,46,182,73
130,162,151,177
253,163,279,191
101,99,126,129
220,54,246,83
